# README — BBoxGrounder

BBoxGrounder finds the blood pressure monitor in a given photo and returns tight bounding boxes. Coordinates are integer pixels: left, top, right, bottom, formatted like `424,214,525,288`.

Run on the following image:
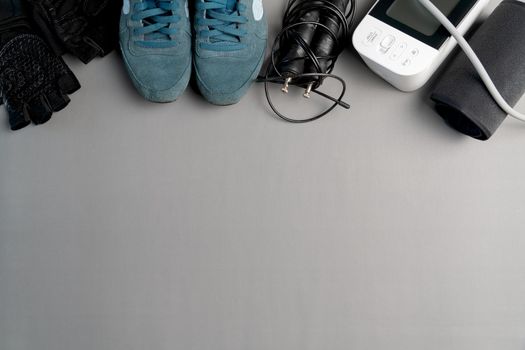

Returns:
352,0,489,91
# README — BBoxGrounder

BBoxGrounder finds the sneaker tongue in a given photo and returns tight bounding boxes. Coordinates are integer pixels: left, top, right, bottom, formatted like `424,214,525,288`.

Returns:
226,0,237,11
209,0,240,44
143,1,172,42
225,0,236,12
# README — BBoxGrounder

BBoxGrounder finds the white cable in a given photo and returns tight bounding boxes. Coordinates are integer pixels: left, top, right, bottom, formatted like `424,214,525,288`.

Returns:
417,0,525,122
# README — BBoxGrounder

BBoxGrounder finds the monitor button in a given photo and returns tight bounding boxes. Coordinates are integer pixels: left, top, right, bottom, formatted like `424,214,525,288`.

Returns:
390,42,407,61
380,35,396,50
409,48,420,57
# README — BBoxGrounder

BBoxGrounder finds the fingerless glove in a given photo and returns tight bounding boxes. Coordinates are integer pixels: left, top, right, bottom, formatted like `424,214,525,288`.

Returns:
0,0,80,130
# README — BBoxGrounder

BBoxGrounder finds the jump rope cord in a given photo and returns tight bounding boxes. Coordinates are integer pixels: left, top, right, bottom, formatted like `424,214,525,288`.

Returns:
418,0,525,122
258,0,356,123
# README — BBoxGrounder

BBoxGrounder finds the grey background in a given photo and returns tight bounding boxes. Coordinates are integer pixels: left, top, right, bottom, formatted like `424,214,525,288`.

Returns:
1,0,525,349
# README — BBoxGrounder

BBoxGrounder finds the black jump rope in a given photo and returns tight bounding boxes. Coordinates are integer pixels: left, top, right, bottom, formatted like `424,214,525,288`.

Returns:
258,0,355,123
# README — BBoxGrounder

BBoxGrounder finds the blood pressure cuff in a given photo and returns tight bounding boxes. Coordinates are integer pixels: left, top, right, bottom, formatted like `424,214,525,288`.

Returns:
430,0,525,140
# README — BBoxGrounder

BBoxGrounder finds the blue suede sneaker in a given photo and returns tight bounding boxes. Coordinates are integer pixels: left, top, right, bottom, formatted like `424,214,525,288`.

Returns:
193,0,267,105
120,0,192,102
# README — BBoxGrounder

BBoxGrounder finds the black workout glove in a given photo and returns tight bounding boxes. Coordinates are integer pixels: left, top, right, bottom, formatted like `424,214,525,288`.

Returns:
0,0,80,130
24,0,120,64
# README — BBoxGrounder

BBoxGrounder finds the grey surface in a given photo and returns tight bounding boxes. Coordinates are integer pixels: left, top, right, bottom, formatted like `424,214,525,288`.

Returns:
1,1,525,350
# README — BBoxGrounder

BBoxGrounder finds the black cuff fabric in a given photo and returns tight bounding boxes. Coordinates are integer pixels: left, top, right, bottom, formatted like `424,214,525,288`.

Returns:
430,0,525,140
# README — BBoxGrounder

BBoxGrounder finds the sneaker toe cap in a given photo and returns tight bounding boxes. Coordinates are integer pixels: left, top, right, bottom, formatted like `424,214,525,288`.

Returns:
196,58,258,93
124,53,191,101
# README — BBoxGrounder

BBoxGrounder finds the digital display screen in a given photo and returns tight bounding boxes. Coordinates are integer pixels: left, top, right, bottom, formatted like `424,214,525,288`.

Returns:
386,0,461,36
